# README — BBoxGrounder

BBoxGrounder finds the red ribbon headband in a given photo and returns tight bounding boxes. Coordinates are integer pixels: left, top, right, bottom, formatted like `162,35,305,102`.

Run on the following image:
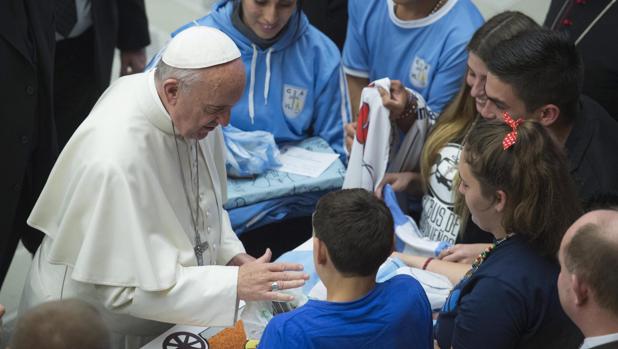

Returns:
502,112,524,150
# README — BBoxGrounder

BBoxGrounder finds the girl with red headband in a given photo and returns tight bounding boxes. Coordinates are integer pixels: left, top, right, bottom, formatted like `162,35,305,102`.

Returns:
396,118,583,348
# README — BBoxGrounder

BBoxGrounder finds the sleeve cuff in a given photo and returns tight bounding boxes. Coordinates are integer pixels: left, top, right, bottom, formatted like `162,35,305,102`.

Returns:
343,66,370,78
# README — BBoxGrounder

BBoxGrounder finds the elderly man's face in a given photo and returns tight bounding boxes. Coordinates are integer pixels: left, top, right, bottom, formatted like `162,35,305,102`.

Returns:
171,60,245,139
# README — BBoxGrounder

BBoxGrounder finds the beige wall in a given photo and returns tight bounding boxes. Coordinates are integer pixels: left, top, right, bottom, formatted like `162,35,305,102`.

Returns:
473,0,551,24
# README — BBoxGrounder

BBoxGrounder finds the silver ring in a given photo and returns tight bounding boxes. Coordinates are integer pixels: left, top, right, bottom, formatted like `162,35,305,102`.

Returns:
271,281,279,292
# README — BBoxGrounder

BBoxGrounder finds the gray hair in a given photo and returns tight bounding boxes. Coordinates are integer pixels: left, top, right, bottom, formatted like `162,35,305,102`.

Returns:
154,59,202,91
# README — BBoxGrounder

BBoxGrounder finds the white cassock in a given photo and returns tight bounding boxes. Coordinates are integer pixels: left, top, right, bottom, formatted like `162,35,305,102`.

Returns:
19,70,246,349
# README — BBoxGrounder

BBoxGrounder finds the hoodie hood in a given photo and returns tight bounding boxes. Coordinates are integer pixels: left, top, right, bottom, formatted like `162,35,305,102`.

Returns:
209,0,308,53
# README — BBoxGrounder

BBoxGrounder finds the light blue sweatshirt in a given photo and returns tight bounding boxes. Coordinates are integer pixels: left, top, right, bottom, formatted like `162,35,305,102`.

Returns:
173,0,350,160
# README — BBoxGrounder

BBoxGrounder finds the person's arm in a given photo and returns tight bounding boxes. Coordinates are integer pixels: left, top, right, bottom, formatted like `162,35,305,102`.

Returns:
116,0,151,75
227,253,256,266
94,265,242,327
378,81,440,133
392,252,470,286
93,249,308,327
438,244,492,264
375,172,423,199
346,75,369,118
342,0,370,117
120,49,147,76
236,249,307,302
92,209,305,328
217,210,249,265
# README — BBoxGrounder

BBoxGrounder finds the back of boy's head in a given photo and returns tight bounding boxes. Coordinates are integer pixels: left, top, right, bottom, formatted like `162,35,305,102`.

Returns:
313,189,394,277
10,299,111,349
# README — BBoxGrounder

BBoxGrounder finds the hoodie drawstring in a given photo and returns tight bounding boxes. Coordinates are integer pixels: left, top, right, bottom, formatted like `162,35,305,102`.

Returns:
248,45,274,124
264,48,273,105
249,44,258,124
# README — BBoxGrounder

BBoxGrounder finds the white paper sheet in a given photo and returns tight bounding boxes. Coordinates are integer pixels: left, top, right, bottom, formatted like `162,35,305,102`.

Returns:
276,146,339,178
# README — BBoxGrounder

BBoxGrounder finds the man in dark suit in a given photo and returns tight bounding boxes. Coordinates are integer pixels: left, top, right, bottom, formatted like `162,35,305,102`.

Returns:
0,0,57,287
558,200,618,349
54,0,151,149
544,0,618,120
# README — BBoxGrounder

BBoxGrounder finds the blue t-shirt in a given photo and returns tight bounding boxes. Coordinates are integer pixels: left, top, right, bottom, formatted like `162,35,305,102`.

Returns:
343,0,483,114
435,235,583,349
259,274,433,349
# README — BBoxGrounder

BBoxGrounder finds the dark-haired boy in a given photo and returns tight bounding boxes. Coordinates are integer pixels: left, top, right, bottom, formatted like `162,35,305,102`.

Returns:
481,28,618,203
259,189,432,348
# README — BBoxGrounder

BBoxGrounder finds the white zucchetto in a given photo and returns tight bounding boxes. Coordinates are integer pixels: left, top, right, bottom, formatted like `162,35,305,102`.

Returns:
162,26,241,69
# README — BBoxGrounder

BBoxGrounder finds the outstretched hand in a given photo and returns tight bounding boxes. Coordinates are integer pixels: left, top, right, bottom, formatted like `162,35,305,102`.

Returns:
237,249,309,302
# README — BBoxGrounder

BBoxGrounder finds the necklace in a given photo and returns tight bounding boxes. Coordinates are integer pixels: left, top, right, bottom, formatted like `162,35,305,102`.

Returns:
463,233,515,279
429,0,447,15
394,0,447,19
172,122,209,266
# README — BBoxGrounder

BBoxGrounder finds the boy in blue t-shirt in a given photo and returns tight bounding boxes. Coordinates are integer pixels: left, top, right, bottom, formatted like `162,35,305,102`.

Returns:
259,189,432,349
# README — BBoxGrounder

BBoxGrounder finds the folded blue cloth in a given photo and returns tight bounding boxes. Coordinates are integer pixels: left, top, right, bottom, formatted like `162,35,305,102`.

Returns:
223,125,281,177
228,191,327,235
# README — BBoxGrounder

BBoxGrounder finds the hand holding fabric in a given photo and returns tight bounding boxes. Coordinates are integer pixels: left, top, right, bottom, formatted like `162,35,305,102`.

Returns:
237,249,309,302
375,172,419,199
377,80,408,119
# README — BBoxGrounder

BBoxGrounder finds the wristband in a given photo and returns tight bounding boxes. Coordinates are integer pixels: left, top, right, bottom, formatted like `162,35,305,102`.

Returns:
422,257,434,270
397,91,418,120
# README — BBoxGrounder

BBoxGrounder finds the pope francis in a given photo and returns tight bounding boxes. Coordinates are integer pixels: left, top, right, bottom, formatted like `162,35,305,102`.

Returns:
18,26,307,348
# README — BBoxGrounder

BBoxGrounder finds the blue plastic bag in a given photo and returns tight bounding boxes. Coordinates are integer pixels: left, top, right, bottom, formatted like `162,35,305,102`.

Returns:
223,125,281,177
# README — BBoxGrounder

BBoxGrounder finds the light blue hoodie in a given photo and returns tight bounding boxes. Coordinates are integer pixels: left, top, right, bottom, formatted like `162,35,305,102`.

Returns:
173,0,350,160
